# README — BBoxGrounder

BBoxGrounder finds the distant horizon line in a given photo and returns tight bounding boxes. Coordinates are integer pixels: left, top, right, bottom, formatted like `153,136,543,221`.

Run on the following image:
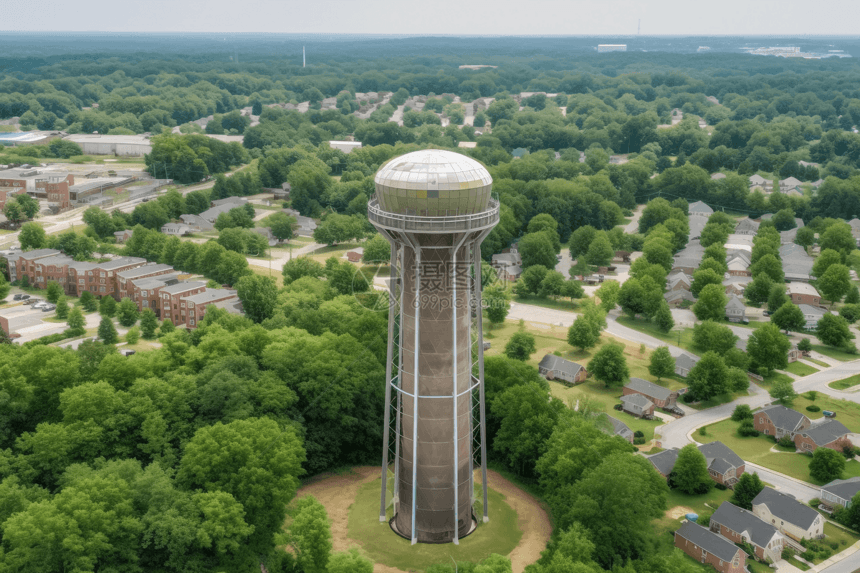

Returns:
1,31,859,38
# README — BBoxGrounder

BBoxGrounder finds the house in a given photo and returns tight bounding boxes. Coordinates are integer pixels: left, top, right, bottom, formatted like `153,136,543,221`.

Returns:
598,413,634,443
724,234,753,254
780,176,804,191
674,521,746,573
810,179,825,189
734,218,760,236
781,243,815,281
689,201,714,217
752,487,824,541
798,304,827,330
647,442,745,486
273,182,290,201
725,295,746,322
180,213,215,232
794,419,852,453
787,282,821,306
725,283,745,297
623,377,678,409
675,353,699,378
537,354,588,385
160,223,192,236
665,289,696,307
726,256,750,277
614,250,632,262
753,405,811,439
346,248,364,263
819,477,860,513
181,288,240,328
709,502,786,563
114,229,133,243
668,272,693,292
620,393,654,418
498,264,522,282
211,196,248,208
749,174,771,191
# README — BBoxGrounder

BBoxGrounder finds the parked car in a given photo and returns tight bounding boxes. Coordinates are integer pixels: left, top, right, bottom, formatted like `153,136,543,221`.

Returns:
41,304,56,312
13,293,24,300
32,301,48,309
824,410,837,418
23,298,41,306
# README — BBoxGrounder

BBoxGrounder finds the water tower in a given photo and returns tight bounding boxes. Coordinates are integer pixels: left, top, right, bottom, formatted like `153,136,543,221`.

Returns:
369,149,500,544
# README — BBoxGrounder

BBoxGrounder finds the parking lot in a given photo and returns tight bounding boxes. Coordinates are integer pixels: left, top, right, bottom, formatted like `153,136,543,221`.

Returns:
0,297,67,343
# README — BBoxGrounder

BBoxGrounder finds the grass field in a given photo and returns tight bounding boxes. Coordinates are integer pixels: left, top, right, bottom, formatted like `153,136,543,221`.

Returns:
615,316,695,352
785,361,819,377
830,374,860,390
653,487,734,538
348,479,522,570
511,294,579,312
811,345,860,362
806,357,831,368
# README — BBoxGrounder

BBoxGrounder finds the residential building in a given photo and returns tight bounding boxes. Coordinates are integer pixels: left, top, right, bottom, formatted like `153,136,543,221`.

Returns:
159,281,206,326
819,477,860,513
13,249,61,285
711,173,726,180
779,176,804,191
623,378,678,409
620,393,654,418
725,283,745,297
798,304,827,329
647,442,744,486
91,257,148,299
665,289,696,307
181,288,239,328
161,223,192,236
752,487,824,541
848,218,860,241
130,273,181,316
748,174,771,190
726,256,750,277
211,196,248,208
753,405,811,439
781,243,814,281
675,353,699,378
537,354,587,385
0,185,25,212
674,521,746,573
114,229,133,243
199,197,249,223
667,272,693,292
598,414,634,443
734,217,760,236
328,140,363,154
67,261,98,296
116,264,175,300
180,214,214,232
724,234,753,254
33,254,74,289
787,282,821,306
689,201,714,217
794,419,852,453
709,502,786,563
725,295,746,322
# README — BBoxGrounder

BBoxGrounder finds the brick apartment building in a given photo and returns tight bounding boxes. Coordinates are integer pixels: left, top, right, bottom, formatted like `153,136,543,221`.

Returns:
130,273,181,317
675,521,746,573
44,174,74,211
116,263,175,300
182,289,239,328
160,281,207,326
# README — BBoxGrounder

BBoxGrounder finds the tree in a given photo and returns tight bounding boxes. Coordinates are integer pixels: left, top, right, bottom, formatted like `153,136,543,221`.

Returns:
287,496,332,573
648,346,675,380
312,214,364,245
692,284,727,322
569,225,597,259
771,302,806,333
654,300,675,332
810,447,846,483
812,249,842,279
327,549,374,573
177,418,306,553
362,234,390,264
751,253,784,283
236,274,279,323
79,290,97,312
727,367,750,393
19,222,47,250
140,308,158,339
731,472,765,510
798,338,813,353
45,281,62,303
731,404,753,422
67,307,85,332
795,226,815,248
100,295,117,317
98,316,118,344
769,379,798,406
518,265,549,296
282,257,325,284
820,223,855,258
116,297,139,327
539,271,566,298
595,280,620,312
748,323,791,371
745,274,774,305
846,285,860,305
588,343,629,388
817,313,854,349
159,318,175,336
670,444,713,494
559,454,668,567
584,233,614,266
568,317,599,351
125,326,140,345
504,332,536,361
691,268,723,298
818,264,851,305
519,232,558,269
767,284,789,314
484,285,510,325
55,295,69,319
687,351,728,400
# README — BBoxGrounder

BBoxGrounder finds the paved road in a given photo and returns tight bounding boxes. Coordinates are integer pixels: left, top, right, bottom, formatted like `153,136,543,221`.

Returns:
624,204,644,234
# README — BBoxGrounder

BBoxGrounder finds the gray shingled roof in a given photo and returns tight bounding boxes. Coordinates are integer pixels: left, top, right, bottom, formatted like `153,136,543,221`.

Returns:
19,248,61,259
801,419,851,447
725,295,746,312
710,502,781,549
600,414,633,441
753,487,819,529
821,477,860,503
626,378,672,402
538,355,585,377
621,393,654,409
699,441,744,473
647,448,679,475
689,201,714,214
675,353,699,371
160,281,206,295
117,264,174,280
96,257,146,271
675,521,741,563
735,218,760,233
757,405,809,433
665,290,696,303
183,289,237,305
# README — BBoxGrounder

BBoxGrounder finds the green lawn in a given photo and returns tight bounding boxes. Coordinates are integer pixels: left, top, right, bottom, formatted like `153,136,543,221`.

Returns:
347,479,522,570
697,409,860,486
615,316,695,352
653,487,734,538
806,357,831,368
811,345,860,362
758,371,794,387
685,390,750,410
823,522,859,550
511,294,579,312
785,361,819,377
746,561,772,573
830,374,860,390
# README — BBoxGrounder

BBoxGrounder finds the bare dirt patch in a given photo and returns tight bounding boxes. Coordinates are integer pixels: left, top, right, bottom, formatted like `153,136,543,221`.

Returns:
667,505,695,519
294,466,551,573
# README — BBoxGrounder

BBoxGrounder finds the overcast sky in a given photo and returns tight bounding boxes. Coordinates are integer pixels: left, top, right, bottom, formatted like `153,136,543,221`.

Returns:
4,0,860,35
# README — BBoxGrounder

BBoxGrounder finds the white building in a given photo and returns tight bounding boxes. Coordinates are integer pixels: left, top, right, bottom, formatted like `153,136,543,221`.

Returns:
328,141,363,154
598,44,627,53
63,134,152,156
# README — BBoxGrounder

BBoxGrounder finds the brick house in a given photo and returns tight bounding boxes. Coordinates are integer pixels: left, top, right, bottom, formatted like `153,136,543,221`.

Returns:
86,257,147,299
646,441,745,486
667,272,693,292
665,289,696,308
537,354,587,385
0,186,26,211
14,248,61,284
819,477,860,513
44,174,74,211
159,281,206,326
787,282,821,306
752,487,824,542
114,229,134,243
674,521,746,573
131,273,181,316
794,419,852,454
33,255,74,289
623,378,678,409
116,264,175,300
753,405,811,439
67,261,98,296
181,288,239,328
709,502,786,563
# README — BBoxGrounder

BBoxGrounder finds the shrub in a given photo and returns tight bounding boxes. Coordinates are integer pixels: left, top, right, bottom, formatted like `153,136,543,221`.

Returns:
683,393,697,403
698,514,711,527
698,427,708,436
731,404,753,421
778,435,795,448
758,367,769,378
782,548,793,560
715,483,727,490
633,430,644,438
633,437,647,445
809,498,821,507
806,405,821,412
739,419,759,437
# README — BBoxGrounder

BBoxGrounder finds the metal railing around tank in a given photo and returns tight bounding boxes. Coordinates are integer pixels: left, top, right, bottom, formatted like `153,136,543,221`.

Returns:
367,195,500,233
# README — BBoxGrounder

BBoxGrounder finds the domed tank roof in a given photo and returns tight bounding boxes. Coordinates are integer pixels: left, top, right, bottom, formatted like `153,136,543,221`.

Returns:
373,149,492,216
